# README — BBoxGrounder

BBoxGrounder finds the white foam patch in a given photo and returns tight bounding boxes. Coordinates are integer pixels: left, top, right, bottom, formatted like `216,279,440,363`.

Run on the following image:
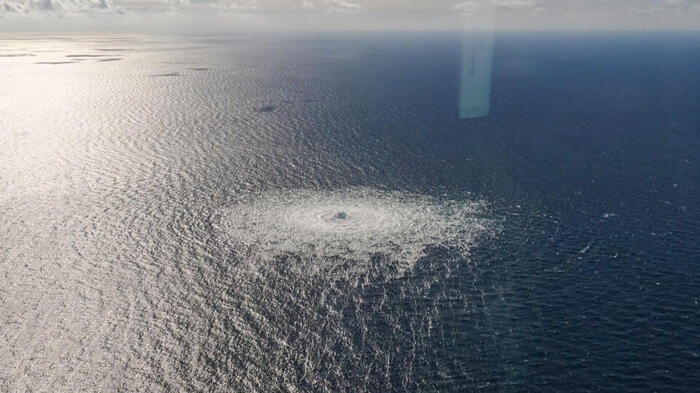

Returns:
217,188,495,276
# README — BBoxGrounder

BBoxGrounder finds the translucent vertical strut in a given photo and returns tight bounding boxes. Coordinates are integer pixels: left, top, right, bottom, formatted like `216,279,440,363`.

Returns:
458,14,495,119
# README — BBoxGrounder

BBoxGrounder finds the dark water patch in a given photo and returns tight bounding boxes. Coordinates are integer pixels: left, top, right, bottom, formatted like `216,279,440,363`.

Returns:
188,67,210,71
98,58,123,62
94,48,131,52
66,54,108,58
150,72,181,77
253,105,277,113
0,53,35,57
35,61,76,65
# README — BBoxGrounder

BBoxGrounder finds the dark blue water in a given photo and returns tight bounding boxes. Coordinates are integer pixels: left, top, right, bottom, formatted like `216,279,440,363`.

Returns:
283,32,700,391
1,32,699,392
436,32,700,391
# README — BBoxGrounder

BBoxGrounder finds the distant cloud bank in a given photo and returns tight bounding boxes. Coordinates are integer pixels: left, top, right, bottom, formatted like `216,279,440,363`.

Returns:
323,0,362,13
1,0,699,30
1,0,124,15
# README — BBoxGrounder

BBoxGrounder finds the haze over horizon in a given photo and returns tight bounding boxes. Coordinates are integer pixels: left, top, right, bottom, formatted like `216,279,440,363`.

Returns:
1,0,699,32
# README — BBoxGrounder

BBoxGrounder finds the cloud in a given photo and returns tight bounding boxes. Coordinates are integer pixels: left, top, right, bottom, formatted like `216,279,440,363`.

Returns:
0,0,125,14
225,0,257,10
493,0,535,9
453,0,536,15
1,0,24,12
209,0,362,18
214,0,334,13
1,0,699,27
660,0,700,9
165,0,190,6
453,1,481,15
610,0,700,16
323,0,360,13
301,0,313,10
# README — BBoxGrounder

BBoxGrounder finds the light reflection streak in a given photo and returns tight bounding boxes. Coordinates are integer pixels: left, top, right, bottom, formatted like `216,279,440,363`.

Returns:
458,5,495,119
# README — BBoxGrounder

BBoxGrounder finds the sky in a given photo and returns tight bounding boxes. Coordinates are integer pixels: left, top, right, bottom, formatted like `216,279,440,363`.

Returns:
0,0,699,31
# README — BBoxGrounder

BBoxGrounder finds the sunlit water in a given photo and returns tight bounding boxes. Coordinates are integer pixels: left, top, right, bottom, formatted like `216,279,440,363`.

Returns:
1,33,699,392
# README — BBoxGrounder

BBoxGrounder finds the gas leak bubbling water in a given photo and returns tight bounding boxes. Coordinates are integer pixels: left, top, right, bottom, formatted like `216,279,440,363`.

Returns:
216,188,496,278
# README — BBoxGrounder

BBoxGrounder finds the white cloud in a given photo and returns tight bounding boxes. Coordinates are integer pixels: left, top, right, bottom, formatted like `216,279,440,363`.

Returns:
453,1,481,15
214,0,334,12
493,0,535,9
226,0,257,10
323,0,360,13
622,0,700,16
660,0,700,9
1,0,699,28
1,0,24,12
0,0,124,14
452,0,536,15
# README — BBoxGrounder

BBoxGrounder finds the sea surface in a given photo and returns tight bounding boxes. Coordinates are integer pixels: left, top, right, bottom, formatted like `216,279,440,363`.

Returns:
1,32,699,392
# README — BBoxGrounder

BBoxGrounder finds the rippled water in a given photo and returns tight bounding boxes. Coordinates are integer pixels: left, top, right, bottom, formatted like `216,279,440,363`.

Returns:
1,33,699,392
218,188,494,274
